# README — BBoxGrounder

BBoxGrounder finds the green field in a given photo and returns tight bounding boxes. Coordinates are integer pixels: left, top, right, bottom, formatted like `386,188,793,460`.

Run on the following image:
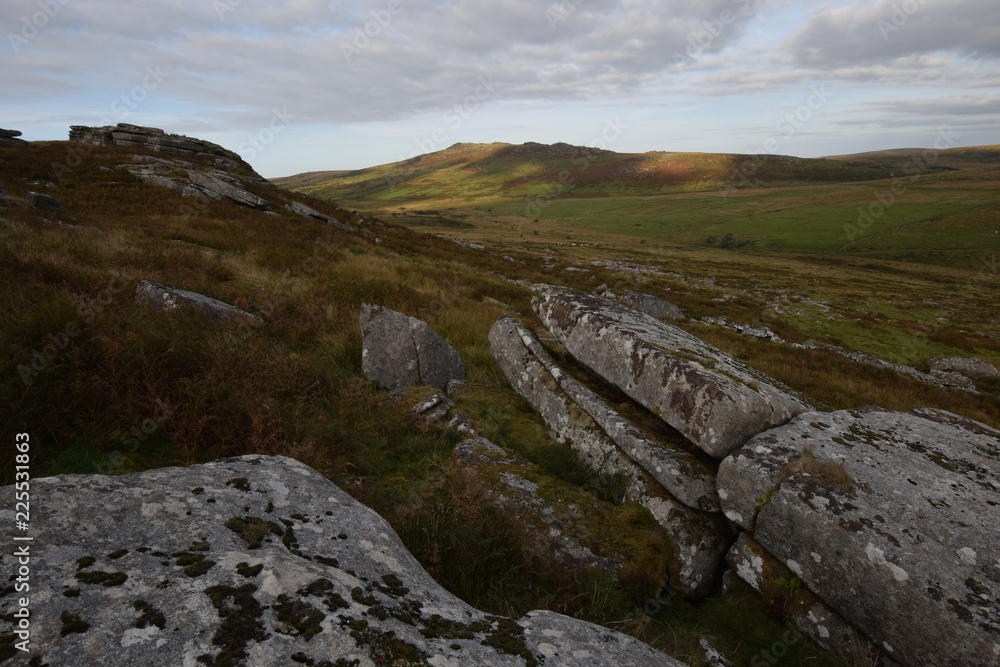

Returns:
276,142,1000,268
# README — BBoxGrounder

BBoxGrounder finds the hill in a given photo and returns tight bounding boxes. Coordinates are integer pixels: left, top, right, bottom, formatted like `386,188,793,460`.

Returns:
3,126,999,666
275,141,1000,268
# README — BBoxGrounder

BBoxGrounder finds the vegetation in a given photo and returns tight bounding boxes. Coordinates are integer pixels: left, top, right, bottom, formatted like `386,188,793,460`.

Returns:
2,136,999,666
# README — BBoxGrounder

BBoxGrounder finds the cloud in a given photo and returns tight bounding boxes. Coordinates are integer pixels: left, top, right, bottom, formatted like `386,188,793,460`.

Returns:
1,0,768,128
786,0,1000,68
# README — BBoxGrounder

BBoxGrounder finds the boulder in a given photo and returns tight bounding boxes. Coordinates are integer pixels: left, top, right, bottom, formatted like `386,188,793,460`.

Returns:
188,171,270,210
605,287,685,321
490,317,718,512
717,406,1000,667
532,285,810,458
134,280,255,324
0,128,26,146
489,318,730,598
0,181,7,199
929,356,999,378
0,455,684,666
360,304,465,391
27,191,66,213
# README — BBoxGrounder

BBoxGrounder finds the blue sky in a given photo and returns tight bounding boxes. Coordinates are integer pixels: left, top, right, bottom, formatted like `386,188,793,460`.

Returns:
2,0,997,177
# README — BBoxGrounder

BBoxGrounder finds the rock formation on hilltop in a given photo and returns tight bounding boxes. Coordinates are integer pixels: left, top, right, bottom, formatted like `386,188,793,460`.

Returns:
69,123,251,174
0,456,684,666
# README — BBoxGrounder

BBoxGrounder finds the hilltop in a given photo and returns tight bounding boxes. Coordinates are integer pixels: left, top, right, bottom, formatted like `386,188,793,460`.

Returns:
276,141,1000,268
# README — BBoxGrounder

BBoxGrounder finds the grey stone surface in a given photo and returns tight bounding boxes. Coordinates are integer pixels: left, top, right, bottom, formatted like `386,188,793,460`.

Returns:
532,285,810,458
489,317,731,598
929,356,1000,378
27,191,66,213
0,455,684,666
726,533,886,665
606,288,685,321
0,128,26,146
0,181,7,199
360,304,465,391
134,280,255,324
490,317,718,512
699,637,734,666
70,124,249,174
411,391,477,437
188,171,270,210
285,200,351,231
717,406,1000,667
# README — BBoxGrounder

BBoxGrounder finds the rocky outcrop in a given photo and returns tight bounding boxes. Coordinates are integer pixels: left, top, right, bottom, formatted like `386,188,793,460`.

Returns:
929,356,999,378
490,317,718,512
0,455,684,666
187,171,270,209
533,285,810,458
285,201,351,231
0,128,27,146
410,391,477,436
27,191,66,213
127,154,270,210
717,406,1000,667
489,318,730,598
602,287,685,321
360,304,465,391
701,315,783,343
135,280,255,324
69,123,250,174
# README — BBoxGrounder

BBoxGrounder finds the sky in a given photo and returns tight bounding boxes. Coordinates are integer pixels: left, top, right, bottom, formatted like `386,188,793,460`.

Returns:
2,0,998,178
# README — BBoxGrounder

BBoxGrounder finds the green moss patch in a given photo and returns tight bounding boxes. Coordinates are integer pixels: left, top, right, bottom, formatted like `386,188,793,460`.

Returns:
226,477,251,492
236,562,264,578
60,611,90,637
75,570,128,587
225,516,283,549
274,594,325,640
203,583,268,666
134,599,167,629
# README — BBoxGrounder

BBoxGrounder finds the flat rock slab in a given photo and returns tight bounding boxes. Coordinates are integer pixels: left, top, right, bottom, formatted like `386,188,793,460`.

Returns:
489,318,730,598
360,303,465,391
0,455,684,666
490,316,718,512
134,280,254,324
285,201,351,231
929,356,1000,378
717,406,1000,667
532,285,810,458
606,288,685,321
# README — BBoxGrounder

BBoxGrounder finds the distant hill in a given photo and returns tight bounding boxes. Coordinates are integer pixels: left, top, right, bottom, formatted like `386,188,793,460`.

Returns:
272,141,912,207
827,144,1000,170
274,141,1000,268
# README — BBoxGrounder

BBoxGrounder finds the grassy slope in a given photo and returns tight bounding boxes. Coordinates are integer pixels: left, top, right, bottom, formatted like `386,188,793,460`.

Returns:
4,139,999,666
277,142,1000,268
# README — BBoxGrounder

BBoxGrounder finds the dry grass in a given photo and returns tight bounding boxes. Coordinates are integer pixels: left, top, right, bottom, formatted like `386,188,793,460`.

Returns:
779,446,853,493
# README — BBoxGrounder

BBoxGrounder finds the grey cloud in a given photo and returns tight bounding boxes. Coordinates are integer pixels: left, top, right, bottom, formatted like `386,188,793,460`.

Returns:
786,0,1000,68
3,0,766,128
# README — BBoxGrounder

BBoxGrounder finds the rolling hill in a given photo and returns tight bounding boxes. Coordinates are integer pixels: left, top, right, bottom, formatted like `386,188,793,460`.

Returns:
275,142,1000,268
